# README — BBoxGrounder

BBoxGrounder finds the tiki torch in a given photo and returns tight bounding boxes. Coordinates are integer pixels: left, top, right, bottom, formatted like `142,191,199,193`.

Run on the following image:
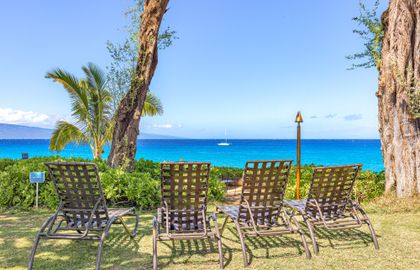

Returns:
295,111,303,200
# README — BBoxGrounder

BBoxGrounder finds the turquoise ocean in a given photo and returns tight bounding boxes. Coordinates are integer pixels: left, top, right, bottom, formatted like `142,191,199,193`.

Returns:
0,139,384,172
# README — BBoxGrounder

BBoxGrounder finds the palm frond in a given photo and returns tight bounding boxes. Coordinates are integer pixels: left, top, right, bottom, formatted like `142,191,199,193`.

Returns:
83,63,113,146
46,69,89,110
83,63,107,91
49,121,88,151
102,118,116,146
142,92,163,116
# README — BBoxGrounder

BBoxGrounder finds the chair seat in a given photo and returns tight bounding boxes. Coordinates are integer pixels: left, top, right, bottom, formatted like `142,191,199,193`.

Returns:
157,208,210,232
217,205,239,219
285,199,307,211
108,207,135,218
286,200,363,225
163,221,210,231
217,205,292,230
58,207,135,231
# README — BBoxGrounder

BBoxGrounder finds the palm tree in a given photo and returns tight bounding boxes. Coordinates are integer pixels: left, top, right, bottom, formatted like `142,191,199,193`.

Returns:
47,63,113,159
47,63,163,159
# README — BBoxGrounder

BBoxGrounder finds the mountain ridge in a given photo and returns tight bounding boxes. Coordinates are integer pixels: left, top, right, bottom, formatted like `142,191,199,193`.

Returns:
0,123,182,139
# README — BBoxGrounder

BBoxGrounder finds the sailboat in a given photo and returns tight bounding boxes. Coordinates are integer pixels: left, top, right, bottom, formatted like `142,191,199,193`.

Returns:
218,129,231,146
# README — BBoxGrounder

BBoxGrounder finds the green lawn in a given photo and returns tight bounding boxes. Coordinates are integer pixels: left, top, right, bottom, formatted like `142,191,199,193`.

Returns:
1,199,419,270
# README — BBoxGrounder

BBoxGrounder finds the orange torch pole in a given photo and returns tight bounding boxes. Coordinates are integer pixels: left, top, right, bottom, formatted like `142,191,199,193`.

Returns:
295,112,303,200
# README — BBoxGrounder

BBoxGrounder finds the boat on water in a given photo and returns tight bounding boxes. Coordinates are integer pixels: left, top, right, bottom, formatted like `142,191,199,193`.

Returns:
218,129,231,146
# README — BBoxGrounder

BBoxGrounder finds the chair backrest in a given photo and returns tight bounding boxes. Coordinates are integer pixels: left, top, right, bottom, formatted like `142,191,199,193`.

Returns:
45,162,109,228
160,162,210,231
305,164,361,219
238,160,292,224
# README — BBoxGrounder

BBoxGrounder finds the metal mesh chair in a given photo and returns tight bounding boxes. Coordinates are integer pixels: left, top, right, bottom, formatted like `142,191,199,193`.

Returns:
152,162,223,270
285,164,379,255
217,160,311,267
28,162,139,270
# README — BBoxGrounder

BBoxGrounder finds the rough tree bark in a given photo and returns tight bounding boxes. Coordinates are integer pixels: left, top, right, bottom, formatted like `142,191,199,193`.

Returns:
107,0,170,170
378,0,420,197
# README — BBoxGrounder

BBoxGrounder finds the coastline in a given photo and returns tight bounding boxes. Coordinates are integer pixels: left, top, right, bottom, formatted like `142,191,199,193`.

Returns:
0,139,384,171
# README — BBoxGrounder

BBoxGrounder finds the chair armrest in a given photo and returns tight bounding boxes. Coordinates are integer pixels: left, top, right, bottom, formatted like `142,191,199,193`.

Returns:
208,213,217,223
113,200,136,207
242,199,259,233
153,215,158,228
208,213,223,238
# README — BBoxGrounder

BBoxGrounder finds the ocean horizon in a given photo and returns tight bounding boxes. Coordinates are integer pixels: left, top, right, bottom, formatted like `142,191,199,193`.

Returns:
0,139,384,172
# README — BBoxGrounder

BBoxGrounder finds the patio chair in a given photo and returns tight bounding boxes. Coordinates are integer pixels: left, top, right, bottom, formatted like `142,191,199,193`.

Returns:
152,162,223,270
28,162,139,270
285,164,379,255
216,160,311,267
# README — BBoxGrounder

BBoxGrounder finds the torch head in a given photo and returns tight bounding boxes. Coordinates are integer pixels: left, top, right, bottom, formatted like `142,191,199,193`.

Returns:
295,111,303,123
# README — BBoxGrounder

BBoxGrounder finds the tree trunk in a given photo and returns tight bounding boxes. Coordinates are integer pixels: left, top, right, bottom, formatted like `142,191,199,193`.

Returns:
378,0,420,197
107,0,169,170
95,148,102,160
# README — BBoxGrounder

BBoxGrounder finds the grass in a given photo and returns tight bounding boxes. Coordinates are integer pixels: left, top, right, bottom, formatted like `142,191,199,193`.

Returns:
1,198,419,270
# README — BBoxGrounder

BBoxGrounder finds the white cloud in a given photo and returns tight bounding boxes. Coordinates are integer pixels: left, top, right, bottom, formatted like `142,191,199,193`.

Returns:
344,114,363,121
324,114,338,119
151,123,182,129
0,107,68,127
0,107,49,124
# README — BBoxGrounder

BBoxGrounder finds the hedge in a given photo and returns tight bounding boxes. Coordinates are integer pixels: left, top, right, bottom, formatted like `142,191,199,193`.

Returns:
0,157,384,209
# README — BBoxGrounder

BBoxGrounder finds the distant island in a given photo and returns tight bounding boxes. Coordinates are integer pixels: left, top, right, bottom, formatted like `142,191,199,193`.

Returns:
0,123,182,140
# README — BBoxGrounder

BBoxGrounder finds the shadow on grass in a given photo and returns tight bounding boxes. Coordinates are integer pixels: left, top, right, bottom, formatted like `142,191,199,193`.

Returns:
221,220,379,266
308,224,379,251
155,238,232,269
223,226,306,266
22,220,152,270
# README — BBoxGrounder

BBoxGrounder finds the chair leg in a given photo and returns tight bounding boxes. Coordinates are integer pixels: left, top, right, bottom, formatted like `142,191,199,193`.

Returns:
96,233,107,270
298,229,312,260
365,219,379,250
289,214,311,260
304,219,318,255
220,216,229,235
120,212,139,238
28,215,56,269
233,220,248,267
359,213,379,249
216,236,224,269
355,205,379,250
96,220,114,270
153,217,158,270
28,233,41,270
211,214,224,269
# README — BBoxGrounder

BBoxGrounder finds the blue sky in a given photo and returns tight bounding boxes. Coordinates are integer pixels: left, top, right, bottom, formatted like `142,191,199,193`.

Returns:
0,0,386,139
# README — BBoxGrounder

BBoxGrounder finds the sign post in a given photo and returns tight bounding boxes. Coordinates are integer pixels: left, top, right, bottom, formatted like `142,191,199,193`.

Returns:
29,172,45,209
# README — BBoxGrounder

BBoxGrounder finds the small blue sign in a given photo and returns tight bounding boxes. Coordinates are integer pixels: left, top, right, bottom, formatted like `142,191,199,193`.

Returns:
30,172,45,183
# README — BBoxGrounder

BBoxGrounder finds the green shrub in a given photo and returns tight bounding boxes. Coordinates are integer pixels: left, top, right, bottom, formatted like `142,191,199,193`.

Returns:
287,164,385,203
0,156,77,208
100,167,160,209
0,158,386,210
212,166,243,179
353,170,385,203
0,157,162,210
0,158,15,171
0,157,230,209
134,158,160,179
94,159,111,173
208,174,226,201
